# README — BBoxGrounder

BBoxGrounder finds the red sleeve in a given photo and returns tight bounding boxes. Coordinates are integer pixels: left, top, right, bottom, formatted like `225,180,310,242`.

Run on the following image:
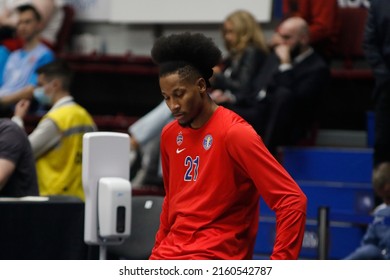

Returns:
151,197,169,251
303,0,338,44
226,123,307,259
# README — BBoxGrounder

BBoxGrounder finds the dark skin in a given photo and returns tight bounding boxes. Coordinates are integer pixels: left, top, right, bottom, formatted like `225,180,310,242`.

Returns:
160,72,218,129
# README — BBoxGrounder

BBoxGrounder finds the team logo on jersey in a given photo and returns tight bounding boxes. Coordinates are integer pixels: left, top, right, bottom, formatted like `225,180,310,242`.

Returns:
203,134,213,150
29,55,37,64
176,131,183,146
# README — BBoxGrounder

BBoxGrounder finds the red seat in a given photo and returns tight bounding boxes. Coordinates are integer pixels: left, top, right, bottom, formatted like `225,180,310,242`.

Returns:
333,7,368,70
331,7,373,80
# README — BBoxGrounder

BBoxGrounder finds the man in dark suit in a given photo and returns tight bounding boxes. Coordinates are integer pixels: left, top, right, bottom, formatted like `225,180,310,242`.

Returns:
250,17,330,155
364,0,390,169
363,0,390,207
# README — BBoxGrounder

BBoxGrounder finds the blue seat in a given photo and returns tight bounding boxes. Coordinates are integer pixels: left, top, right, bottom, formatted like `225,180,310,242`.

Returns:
255,146,375,259
281,147,373,183
254,218,368,259
260,181,374,219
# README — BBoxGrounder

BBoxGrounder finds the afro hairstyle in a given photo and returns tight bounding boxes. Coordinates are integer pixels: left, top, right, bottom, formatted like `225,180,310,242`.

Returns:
151,32,222,87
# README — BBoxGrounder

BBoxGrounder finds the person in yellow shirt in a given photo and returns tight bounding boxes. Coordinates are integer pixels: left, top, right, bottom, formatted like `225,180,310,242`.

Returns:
12,59,96,200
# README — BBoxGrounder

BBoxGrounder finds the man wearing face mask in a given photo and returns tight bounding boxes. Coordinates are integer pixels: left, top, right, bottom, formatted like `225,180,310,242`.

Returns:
12,59,96,200
248,17,330,156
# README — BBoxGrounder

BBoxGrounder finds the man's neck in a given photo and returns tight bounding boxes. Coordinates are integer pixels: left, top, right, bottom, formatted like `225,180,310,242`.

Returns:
23,37,40,51
294,47,313,64
52,92,71,104
190,100,218,129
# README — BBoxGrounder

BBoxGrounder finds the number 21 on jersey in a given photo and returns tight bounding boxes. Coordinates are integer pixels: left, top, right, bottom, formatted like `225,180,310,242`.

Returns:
184,156,200,181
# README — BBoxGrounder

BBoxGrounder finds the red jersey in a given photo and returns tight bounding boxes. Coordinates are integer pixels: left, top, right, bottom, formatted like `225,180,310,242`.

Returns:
150,106,307,260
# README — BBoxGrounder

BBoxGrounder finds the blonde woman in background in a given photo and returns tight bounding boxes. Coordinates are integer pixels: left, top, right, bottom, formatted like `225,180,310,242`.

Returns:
210,10,269,109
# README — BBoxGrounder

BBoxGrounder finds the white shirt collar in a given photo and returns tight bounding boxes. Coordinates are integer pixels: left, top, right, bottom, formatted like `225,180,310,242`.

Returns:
294,47,314,64
50,95,74,111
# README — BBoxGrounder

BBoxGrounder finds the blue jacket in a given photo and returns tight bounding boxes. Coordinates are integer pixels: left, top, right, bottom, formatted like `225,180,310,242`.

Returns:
362,204,390,259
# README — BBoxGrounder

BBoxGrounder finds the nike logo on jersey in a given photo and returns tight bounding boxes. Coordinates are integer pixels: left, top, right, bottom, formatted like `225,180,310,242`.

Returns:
176,148,186,154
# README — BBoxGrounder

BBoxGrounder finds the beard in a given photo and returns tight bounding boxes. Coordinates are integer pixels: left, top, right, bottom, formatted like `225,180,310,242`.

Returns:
178,118,194,128
290,43,302,60
177,103,203,128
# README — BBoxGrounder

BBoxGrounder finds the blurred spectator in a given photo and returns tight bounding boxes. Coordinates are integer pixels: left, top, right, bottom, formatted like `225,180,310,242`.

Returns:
0,0,64,47
128,100,172,186
0,117,39,197
12,60,96,201
344,162,390,260
210,10,269,110
272,0,340,63
253,17,330,155
363,0,390,169
0,3,54,114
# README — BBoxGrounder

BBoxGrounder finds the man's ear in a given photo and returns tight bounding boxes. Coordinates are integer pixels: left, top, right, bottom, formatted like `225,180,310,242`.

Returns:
51,77,62,90
196,78,207,94
301,33,310,46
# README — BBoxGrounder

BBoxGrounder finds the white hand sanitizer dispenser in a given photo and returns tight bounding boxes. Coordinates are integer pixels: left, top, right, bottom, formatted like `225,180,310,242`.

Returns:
82,132,131,258
98,177,131,239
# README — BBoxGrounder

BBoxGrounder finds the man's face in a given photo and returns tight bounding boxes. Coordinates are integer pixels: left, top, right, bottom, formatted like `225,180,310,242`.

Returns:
37,74,55,100
277,21,303,47
277,23,304,58
378,183,390,205
160,73,204,128
16,10,41,42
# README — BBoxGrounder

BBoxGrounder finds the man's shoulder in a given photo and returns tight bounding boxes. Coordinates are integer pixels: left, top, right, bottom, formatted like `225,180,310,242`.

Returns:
36,43,55,56
295,51,329,75
8,48,23,59
161,119,178,137
0,118,27,147
217,106,246,122
305,51,327,65
375,204,390,216
50,102,92,117
213,107,255,139
0,118,23,133
8,43,54,63
44,103,95,130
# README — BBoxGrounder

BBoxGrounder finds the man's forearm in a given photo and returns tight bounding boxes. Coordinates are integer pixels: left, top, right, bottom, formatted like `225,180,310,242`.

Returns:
0,159,16,191
0,85,34,106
